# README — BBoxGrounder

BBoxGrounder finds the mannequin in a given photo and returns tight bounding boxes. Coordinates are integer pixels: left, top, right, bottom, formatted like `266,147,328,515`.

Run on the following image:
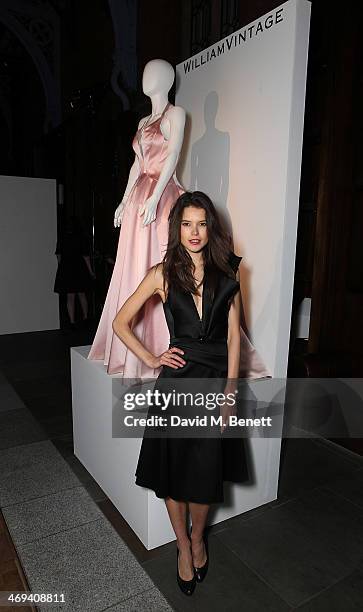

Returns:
114,59,185,228
88,59,186,377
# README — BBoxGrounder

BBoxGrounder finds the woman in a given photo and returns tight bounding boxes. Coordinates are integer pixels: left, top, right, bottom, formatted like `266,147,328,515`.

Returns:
112,191,248,596
54,215,95,328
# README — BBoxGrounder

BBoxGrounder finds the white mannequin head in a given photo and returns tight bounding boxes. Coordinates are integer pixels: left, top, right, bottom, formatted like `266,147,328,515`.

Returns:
142,59,174,97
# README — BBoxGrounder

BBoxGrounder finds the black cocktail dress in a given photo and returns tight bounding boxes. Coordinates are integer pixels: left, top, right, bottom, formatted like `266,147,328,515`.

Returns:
135,252,248,504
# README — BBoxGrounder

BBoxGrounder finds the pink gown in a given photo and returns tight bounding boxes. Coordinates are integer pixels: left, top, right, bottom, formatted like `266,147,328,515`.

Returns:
88,102,184,377
88,101,271,381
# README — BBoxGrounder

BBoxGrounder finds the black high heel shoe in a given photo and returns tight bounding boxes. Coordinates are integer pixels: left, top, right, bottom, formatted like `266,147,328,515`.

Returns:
176,548,196,596
192,532,209,583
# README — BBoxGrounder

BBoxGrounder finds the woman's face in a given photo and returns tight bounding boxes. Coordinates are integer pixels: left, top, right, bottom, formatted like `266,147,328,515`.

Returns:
180,206,209,254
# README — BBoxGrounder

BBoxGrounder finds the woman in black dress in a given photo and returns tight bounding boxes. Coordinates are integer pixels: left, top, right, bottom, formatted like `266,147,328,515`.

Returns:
112,191,247,595
54,215,95,326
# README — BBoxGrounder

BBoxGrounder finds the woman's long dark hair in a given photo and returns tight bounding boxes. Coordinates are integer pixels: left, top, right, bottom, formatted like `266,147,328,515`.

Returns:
162,191,235,298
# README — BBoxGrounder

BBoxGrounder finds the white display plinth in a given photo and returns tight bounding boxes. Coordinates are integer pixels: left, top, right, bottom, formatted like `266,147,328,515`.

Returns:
71,345,282,550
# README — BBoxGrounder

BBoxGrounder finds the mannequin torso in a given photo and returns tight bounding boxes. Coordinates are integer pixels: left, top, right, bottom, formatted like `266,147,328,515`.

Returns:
114,60,186,227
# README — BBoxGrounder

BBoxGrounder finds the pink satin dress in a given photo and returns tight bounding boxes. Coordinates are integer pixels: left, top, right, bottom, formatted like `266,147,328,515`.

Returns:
88,102,184,377
88,101,271,380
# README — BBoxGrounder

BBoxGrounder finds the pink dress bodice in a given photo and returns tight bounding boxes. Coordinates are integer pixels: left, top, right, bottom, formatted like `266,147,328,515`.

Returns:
133,106,172,181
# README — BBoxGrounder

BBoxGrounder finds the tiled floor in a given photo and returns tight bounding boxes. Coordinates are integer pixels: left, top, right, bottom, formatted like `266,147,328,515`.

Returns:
0,327,362,611
0,511,36,612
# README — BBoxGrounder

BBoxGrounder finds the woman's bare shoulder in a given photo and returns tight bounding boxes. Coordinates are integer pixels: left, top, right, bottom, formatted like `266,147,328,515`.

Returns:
151,262,168,303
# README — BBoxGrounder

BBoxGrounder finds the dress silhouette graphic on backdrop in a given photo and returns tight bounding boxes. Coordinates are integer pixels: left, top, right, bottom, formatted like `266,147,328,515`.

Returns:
88,102,184,376
135,252,249,503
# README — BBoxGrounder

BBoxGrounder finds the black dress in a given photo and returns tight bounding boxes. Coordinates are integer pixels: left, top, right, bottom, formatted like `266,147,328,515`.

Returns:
135,251,248,504
54,231,93,294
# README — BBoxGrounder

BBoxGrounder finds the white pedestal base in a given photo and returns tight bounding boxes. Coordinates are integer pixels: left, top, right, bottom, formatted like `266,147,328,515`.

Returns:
71,345,282,550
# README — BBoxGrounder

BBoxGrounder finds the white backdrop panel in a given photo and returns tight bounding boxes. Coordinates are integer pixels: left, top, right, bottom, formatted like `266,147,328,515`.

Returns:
0,175,59,334
176,0,311,377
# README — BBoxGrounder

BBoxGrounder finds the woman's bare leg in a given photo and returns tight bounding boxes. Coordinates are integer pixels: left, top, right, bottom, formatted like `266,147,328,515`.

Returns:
189,502,209,567
77,292,88,319
66,293,76,323
165,497,193,580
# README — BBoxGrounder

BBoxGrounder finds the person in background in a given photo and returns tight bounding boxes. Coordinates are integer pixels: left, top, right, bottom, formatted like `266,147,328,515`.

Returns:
54,215,96,328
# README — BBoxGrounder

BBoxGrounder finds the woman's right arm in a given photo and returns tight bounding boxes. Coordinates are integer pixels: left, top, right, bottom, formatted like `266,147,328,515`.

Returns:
112,265,185,370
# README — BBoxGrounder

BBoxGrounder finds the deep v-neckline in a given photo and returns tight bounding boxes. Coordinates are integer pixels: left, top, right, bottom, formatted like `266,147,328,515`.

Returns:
163,269,209,323
136,102,170,161
138,102,170,133
189,269,208,322
190,285,204,321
